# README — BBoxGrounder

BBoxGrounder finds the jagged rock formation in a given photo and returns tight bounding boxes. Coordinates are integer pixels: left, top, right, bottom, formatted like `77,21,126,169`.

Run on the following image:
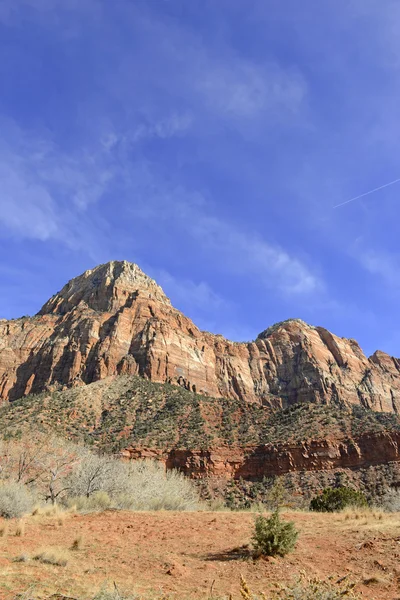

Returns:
1,260,400,414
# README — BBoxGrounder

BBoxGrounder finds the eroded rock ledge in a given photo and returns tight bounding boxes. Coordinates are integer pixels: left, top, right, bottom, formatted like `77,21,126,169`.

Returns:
120,431,400,480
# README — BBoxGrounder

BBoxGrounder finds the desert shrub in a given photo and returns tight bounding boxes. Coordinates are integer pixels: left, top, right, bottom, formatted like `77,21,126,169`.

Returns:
67,453,131,499
0,481,35,519
67,491,112,513
265,477,291,510
252,509,298,557
380,489,400,512
122,460,201,511
310,487,368,512
66,460,201,512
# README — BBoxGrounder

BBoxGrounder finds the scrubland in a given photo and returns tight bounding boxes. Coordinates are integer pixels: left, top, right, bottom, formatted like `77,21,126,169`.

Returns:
1,436,400,599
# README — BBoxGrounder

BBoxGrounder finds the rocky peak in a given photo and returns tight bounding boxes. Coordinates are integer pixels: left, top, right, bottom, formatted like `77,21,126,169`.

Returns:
257,318,314,340
1,260,400,414
39,260,171,315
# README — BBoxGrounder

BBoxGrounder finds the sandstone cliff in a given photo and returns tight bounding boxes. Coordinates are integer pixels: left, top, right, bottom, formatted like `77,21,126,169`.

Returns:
1,260,400,414
120,430,400,480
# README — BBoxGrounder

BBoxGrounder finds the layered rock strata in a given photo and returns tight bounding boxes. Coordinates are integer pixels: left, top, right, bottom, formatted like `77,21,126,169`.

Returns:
0,260,400,413
120,431,400,480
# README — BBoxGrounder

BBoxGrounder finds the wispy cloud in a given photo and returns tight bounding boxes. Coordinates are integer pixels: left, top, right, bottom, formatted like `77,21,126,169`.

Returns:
189,214,320,295
197,60,306,119
357,248,400,289
127,171,322,297
0,118,115,246
0,0,99,23
131,113,193,143
152,269,226,312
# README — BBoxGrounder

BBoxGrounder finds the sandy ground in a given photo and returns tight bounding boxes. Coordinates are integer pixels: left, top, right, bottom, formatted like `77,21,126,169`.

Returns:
1,509,400,600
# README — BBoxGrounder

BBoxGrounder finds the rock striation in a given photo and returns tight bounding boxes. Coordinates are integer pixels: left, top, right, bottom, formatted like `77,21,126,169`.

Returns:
120,430,400,480
1,260,400,413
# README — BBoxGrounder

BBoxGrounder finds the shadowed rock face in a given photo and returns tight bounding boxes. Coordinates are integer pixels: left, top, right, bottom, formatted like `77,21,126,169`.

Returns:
1,260,400,412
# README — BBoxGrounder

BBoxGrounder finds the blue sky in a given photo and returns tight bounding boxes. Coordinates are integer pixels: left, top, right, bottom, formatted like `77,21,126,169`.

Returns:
1,0,400,356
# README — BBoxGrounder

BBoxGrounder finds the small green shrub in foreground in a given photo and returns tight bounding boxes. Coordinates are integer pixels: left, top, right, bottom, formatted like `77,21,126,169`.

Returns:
310,486,368,512
252,509,298,557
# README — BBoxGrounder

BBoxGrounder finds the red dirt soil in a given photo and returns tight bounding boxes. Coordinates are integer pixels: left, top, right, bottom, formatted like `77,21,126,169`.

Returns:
1,510,400,599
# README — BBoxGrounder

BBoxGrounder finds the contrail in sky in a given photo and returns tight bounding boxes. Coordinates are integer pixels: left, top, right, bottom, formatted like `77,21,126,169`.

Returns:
333,176,400,208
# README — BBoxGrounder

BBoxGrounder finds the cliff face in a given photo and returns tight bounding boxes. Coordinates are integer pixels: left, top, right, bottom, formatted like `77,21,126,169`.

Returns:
1,260,400,413
120,430,400,480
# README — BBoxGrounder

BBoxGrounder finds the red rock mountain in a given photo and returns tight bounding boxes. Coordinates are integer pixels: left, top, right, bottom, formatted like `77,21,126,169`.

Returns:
1,260,400,413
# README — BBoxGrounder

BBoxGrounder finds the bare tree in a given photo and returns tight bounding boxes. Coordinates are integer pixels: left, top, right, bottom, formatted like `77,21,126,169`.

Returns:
68,452,130,499
0,437,48,485
38,437,82,504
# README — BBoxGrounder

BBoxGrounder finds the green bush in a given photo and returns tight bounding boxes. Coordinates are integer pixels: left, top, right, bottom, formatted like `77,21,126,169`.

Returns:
310,486,368,512
0,481,35,519
252,509,298,557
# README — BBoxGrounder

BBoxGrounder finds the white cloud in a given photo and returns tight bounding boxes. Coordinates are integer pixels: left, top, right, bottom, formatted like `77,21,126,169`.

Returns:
357,248,400,288
0,128,59,240
189,214,320,295
0,1,317,299
131,113,193,143
153,269,226,312
0,165,58,241
0,118,116,244
198,61,306,119
127,175,322,297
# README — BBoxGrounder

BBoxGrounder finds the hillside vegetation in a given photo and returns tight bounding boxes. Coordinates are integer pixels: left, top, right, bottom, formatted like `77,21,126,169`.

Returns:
1,375,399,452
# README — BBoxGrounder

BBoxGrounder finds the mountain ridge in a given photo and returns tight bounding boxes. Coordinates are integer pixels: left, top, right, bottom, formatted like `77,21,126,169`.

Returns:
0,260,399,414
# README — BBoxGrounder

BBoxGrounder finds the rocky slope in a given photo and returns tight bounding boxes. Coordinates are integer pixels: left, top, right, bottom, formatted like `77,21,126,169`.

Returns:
1,374,400,486
1,260,400,414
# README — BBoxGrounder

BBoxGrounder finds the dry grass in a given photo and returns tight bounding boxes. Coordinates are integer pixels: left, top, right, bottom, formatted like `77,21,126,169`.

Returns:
71,535,84,551
362,574,387,586
31,504,72,530
32,546,70,566
15,519,26,537
0,521,8,537
337,507,400,535
13,552,30,563
341,506,384,521
240,573,361,600
32,504,65,518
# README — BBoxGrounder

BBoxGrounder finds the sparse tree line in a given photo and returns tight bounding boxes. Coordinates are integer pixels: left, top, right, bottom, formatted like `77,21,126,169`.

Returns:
0,435,201,518
1,433,400,521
